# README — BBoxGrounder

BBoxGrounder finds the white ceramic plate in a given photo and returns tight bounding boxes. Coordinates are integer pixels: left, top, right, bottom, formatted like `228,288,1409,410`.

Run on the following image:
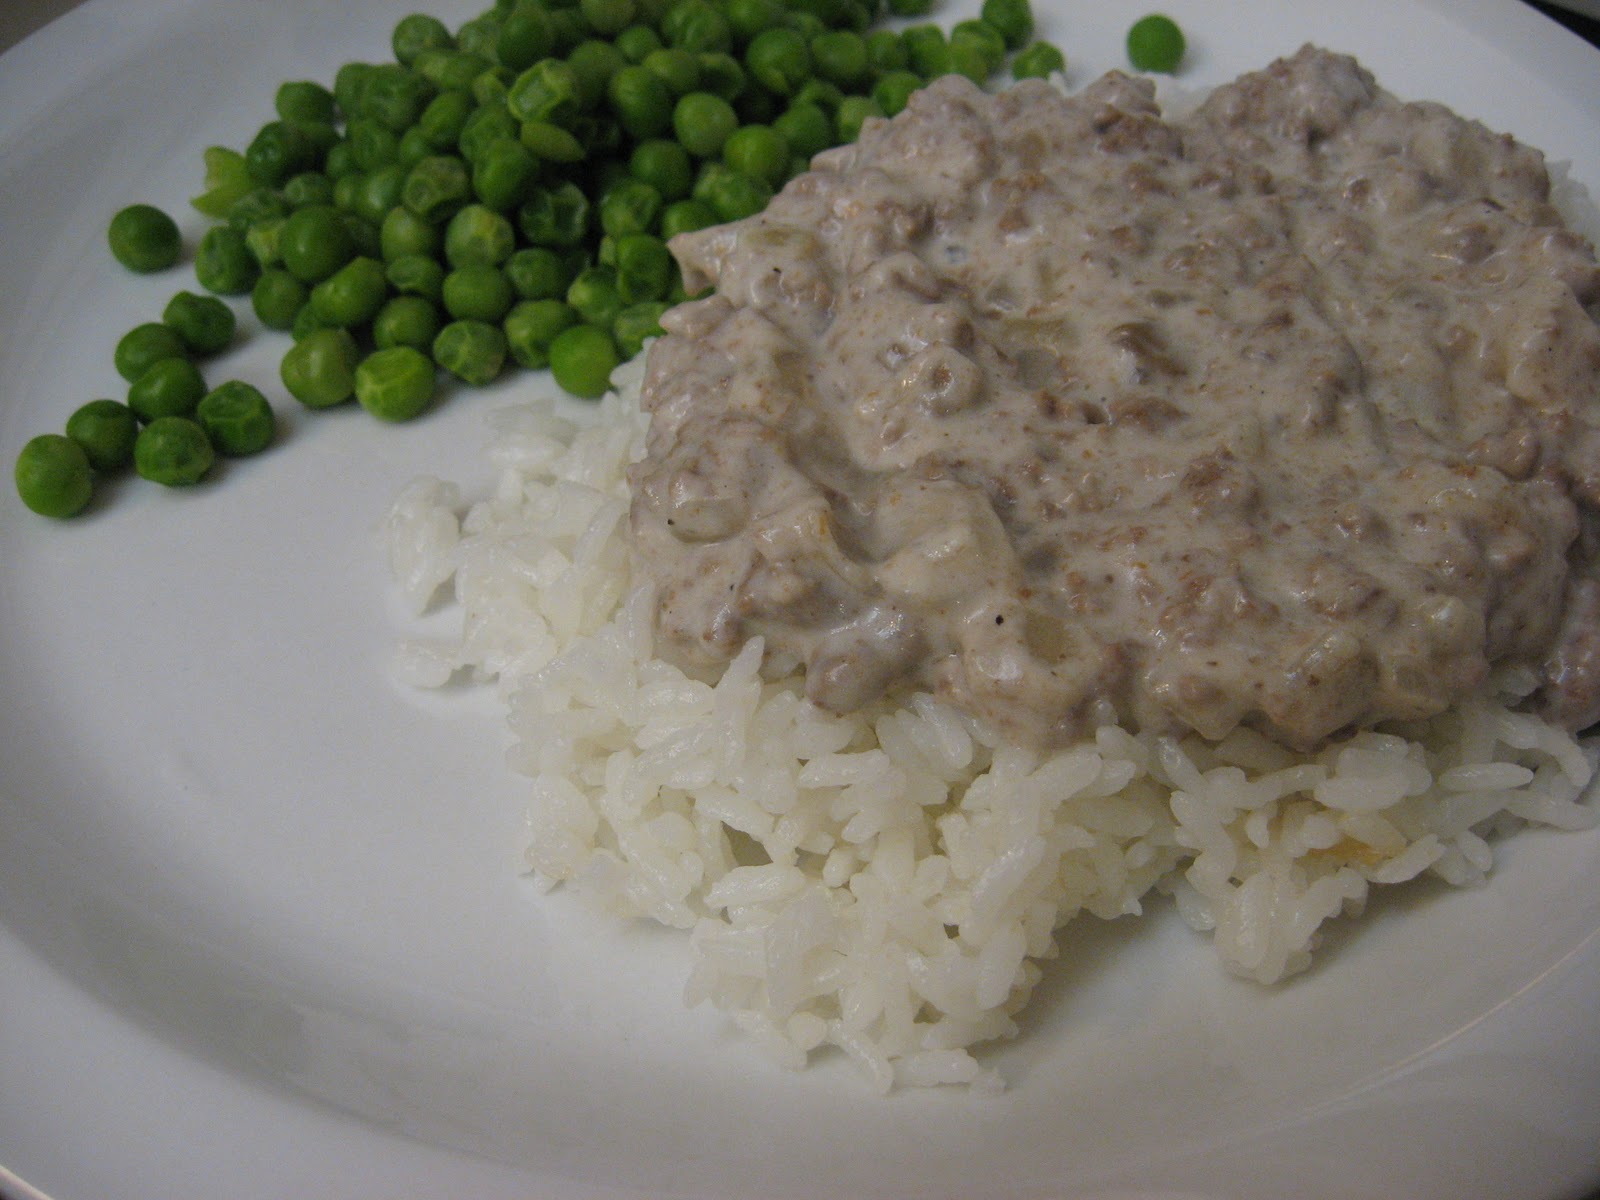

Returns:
3,2,1599,1197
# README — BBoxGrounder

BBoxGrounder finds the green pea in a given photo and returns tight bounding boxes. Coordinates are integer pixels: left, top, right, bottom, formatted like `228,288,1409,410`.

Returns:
402,154,473,223
507,59,582,125
772,102,833,160
864,29,909,73
791,78,843,112
128,357,207,423
191,146,253,219
252,268,309,330
951,19,1007,73
810,30,869,89
397,126,437,169
673,91,738,157
582,0,637,37
373,295,444,350
947,38,994,84
282,170,336,209
902,25,949,78
291,302,332,341
658,197,718,239
226,187,291,232
695,52,746,102
503,299,578,368
598,177,663,238
280,327,361,408
629,139,694,202
279,205,356,283
196,381,276,456
134,416,214,487
442,264,515,321
114,322,189,384
613,233,674,302
871,70,924,118
340,212,381,260
835,95,882,143
661,0,730,53
387,253,447,301
567,40,629,109
418,89,476,150
355,346,437,421
502,247,572,301
320,139,358,180
607,64,674,140
359,63,437,133
1127,14,1185,73
380,205,441,261
444,204,516,267
566,265,624,328
432,319,508,386
692,162,771,222
642,47,701,96
309,255,389,327
722,124,790,189
334,62,375,119
886,0,934,14
244,215,286,268
1011,40,1065,79
613,300,670,358
455,14,503,62
615,24,663,63
15,434,94,517
195,225,259,295
495,6,552,72
517,182,591,248
474,137,541,211
392,13,454,66
162,290,236,356
276,79,337,126
473,68,514,112
547,323,619,398
518,120,586,164
344,163,404,228
978,0,1032,48
725,0,783,42
458,104,520,164
413,48,493,93
739,27,806,96
246,121,318,186
64,400,139,472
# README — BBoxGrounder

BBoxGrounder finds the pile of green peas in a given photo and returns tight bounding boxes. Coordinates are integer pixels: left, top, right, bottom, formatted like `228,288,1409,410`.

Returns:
13,279,278,517
193,0,1064,405
15,0,1082,518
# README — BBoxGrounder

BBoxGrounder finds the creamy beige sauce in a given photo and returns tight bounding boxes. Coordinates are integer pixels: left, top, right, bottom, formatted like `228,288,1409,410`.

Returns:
627,47,1600,752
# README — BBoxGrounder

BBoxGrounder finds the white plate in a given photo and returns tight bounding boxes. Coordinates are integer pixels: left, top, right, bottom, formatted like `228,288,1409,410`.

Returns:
3,1,1599,1197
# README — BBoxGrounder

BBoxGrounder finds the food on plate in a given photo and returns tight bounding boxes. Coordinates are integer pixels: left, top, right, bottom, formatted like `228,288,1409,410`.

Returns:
1125,13,1185,73
106,202,182,274
14,434,94,517
196,381,278,455
133,415,215,487
390,43,1600,1091
64,399,140,473
632,50,1600,754
15,0,1068,517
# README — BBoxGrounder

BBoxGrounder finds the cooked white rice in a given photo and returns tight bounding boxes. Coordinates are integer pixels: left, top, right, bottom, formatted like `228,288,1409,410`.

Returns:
383,354,1599,1093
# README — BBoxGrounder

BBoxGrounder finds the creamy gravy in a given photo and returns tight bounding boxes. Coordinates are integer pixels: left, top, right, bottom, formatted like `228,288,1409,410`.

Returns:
627,47,1600,751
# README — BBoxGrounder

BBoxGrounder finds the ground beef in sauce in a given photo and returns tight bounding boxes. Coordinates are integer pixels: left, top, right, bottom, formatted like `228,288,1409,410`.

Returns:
626,46,1600,753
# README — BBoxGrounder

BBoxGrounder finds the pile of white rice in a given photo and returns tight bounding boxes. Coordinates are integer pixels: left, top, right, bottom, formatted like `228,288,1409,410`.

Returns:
383,355,1598,1093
